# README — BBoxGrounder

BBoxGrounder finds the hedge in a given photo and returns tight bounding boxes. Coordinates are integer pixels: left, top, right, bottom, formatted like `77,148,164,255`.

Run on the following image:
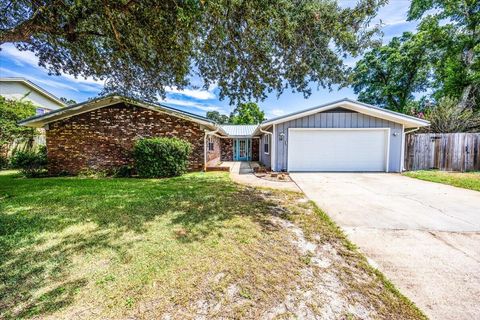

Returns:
133,137,192,178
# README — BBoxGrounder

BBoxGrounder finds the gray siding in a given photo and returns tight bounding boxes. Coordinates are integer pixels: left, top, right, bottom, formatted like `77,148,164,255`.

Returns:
259,129,272,168
274,111,404,172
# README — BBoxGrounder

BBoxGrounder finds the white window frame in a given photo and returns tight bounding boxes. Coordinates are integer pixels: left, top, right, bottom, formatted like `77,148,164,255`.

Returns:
207,136,215,152
264,134,270,155
36,107,47,115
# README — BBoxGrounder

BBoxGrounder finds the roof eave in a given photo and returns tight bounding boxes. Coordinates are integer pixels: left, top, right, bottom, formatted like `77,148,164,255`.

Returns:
18,95,218,129
1,77,67,108
260,99,429,128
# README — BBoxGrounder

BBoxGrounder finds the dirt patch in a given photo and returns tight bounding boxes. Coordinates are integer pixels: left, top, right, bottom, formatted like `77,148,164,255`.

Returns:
254,171,293,182
136,189,425,320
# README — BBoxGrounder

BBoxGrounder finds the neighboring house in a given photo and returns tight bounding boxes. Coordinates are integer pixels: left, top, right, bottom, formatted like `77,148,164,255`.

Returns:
19,95,429,175
0,77,66,114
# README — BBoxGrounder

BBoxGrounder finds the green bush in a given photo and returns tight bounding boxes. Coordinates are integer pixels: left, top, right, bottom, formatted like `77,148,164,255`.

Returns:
113,165,133,178
133,137,192,178
10,146,47,177
0,154,8,169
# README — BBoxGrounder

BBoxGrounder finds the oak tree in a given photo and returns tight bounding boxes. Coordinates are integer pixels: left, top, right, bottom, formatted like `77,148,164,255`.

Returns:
0,0,386,104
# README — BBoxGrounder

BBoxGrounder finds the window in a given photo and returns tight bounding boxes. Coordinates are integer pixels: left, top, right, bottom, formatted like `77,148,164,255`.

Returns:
36,108,47,115
264,135,270,154
208,136,215,151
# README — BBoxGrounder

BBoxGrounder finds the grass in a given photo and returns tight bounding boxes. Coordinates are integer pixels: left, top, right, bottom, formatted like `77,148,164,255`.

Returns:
404,170,480,191
0,170,426,319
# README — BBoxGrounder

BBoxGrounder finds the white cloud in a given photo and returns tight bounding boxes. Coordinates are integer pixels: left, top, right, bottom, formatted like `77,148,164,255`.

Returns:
1,44,104,87
1,44,39,67
270,109,286,117
165,85,217,100
0,67,81,92
58,72,104,86
161,97,222,112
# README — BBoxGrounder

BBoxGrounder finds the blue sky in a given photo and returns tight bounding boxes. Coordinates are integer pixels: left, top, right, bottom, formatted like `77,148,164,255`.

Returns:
0,0,417,119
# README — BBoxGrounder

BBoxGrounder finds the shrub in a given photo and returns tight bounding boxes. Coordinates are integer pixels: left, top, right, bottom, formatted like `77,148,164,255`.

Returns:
0,96,37,155
10,146,47,177
133,137,192,178
424,97,480,133
78,168,108,179
113,165,133,178
0,154,8,169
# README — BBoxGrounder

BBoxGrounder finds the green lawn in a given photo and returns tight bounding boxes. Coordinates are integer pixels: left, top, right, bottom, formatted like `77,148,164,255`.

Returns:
404,170,480,191
0,171,425,319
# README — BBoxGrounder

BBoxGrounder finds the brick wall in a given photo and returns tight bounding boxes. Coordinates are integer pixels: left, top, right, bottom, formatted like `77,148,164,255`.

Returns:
221,138,234,161
206,135,221,166
46,103,206,174
252,138,259,161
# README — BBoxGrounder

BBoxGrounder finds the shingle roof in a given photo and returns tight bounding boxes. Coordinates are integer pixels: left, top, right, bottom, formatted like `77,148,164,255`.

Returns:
18,95,217,128
0,77,67,107
220,125,258,137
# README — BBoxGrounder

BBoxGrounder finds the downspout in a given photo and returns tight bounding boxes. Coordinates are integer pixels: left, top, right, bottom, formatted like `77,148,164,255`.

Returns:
258,126,273,169
204,127,220,171
404,127,420,134
258,127,273,136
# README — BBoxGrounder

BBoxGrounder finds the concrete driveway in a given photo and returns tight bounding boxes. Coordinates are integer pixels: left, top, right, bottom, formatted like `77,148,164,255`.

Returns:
290,173,480,320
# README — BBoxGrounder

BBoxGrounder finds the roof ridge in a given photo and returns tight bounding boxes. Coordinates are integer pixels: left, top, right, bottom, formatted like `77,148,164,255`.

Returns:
18,95,217,127
0,77,67,107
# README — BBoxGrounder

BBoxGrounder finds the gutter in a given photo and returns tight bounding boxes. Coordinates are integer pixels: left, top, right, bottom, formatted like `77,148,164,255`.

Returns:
258,127,273,136
204,128,221,171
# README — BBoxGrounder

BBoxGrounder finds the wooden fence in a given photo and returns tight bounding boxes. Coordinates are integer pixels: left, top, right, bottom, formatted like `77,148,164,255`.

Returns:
404,133,480,171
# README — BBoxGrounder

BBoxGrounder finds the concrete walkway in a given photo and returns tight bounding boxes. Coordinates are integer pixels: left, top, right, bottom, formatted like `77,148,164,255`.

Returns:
291,172,480,320
221,162,300,192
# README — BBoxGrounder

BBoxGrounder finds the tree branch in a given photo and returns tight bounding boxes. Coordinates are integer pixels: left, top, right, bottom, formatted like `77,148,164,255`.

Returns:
0,6,50,45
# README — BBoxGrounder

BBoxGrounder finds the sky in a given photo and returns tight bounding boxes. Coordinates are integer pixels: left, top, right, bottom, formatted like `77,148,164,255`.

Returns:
0,0,418,119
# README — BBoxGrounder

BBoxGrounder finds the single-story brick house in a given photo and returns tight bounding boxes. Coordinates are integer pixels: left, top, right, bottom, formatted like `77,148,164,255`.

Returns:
19,95,429,174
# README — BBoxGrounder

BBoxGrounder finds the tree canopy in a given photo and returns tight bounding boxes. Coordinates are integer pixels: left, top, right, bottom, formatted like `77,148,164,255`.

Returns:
206,110,229,124
230,102,265,124
0,96,37,155
353,0,479,114
0,0,386,104
408,0,480,109
352,32,431,113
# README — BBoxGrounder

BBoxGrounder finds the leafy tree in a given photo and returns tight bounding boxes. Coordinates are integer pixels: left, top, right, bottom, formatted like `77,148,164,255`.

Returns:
230,102,265,124
352,32,431,113
408,0,480,109
206,111,229,124
424,97,480,133
0,96,37,155
0,0,386,104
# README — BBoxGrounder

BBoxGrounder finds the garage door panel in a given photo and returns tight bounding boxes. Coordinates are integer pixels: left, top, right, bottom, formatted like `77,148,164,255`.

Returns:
288,129,388,172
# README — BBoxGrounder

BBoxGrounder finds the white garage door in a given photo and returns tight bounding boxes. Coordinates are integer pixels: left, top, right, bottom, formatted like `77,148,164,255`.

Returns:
288,129,389,172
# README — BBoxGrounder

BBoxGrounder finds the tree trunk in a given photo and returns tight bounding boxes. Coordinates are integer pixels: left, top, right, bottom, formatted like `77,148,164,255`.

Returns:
458,48,475,109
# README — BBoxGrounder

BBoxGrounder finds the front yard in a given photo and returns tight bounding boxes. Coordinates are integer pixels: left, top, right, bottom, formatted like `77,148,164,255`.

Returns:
0,171,424,319
404,170,480,192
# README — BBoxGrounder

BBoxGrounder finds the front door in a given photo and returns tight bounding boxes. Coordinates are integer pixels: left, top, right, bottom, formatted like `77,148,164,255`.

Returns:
234,139,250,161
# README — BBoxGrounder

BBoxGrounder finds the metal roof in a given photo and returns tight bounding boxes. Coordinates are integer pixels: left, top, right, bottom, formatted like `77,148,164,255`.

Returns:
220,125,259,137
